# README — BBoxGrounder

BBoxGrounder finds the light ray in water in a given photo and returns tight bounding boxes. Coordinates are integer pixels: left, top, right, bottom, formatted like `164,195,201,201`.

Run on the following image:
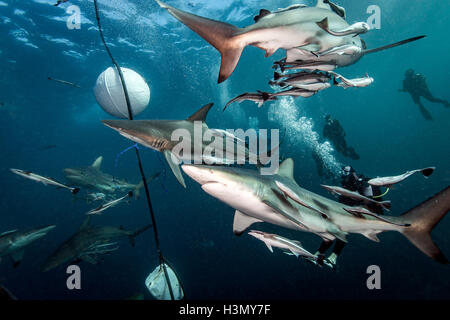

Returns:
268,97,341,178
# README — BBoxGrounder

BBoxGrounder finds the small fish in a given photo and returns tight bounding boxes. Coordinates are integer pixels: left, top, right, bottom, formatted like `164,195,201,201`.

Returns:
224,92,277,111
86,191,133,215
248,230,319,261
273,70,312,81
321,185,391,211
10,169,80,194
270,88,316,99
368,167,435,188
317,17,370,37
331,72,374,88
47,77,81,88
318,44,362,57
273,72,331,87
343,207,409,227
86,192,107,203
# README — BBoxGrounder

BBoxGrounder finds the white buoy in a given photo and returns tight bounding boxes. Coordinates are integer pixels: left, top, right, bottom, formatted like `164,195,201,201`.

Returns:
145,263,184,300
94,67,150,119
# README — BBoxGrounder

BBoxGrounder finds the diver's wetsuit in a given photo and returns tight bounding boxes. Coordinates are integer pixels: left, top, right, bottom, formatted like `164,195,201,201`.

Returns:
316,167,383,268
323,116,360,160
400,70,450,120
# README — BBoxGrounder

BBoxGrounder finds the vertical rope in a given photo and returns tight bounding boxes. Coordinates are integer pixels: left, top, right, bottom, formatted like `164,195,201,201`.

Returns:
93,0,175,300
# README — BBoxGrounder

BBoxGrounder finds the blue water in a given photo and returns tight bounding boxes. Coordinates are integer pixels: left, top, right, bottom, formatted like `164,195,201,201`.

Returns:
0,0,449,300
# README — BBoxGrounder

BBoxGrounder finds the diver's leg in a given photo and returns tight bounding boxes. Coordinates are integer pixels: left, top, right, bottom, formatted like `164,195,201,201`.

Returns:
422,90,450,107
412,95,433,120
327,240,347,267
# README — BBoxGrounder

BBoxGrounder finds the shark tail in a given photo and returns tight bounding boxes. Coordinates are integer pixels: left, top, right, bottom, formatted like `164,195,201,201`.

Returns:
363,35,426,55
129,224,152,247
400,186,450,264
155,0,244,83
134,171,162,199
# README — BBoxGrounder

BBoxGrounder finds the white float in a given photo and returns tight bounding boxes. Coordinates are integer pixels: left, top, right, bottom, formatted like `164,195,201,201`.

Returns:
94,67,150,118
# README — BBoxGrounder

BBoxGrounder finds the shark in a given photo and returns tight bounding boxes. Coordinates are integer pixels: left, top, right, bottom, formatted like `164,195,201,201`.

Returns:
154,0,425,83
41,217,151,272
102,103,268,188
63,156,145,198
0,225,56,268
182,159,450,264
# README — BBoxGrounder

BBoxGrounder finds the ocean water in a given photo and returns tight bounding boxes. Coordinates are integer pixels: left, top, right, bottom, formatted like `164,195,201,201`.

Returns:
0,0,449,300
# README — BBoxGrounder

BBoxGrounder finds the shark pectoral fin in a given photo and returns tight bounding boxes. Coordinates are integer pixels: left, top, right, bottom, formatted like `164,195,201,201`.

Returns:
233,211,262,236
363,232,380,243
11,250,25,268
92,156,103,169
163,150,186,188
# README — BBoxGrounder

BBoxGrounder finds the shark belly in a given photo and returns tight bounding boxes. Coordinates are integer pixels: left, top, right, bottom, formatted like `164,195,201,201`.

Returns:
201,182,306,232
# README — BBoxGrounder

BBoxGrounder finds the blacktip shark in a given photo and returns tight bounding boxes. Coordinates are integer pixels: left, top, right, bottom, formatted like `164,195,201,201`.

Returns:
86,191,133,215
368,167,435,188
182,160,450,264
316,17,370,37
103,103,267,187
155,0,425,82
248,230,319,261
10,168,80,194
0,225,56,268
41,217,151,272
63,156,146,197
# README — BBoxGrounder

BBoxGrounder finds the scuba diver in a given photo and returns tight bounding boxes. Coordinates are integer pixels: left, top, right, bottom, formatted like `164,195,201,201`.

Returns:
399,69,450,120
323,115,360,160
315,166,386,269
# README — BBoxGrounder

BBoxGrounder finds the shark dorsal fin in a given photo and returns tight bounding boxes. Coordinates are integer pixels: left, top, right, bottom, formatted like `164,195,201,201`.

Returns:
277,158,295,180
80,216,91,230
187,103,214,122
91,156,103,169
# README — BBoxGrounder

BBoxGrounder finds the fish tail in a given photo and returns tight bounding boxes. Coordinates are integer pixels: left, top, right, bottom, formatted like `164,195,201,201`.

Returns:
72,188,80,195
155,0,244,83
129,224,152,247
399,186,450,264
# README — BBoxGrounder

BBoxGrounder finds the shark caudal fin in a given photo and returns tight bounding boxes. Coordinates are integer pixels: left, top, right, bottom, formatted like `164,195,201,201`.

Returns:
400,186,450,264
133,171,162,199
364,35,426,55
129,224,152,247
155,0,244,83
